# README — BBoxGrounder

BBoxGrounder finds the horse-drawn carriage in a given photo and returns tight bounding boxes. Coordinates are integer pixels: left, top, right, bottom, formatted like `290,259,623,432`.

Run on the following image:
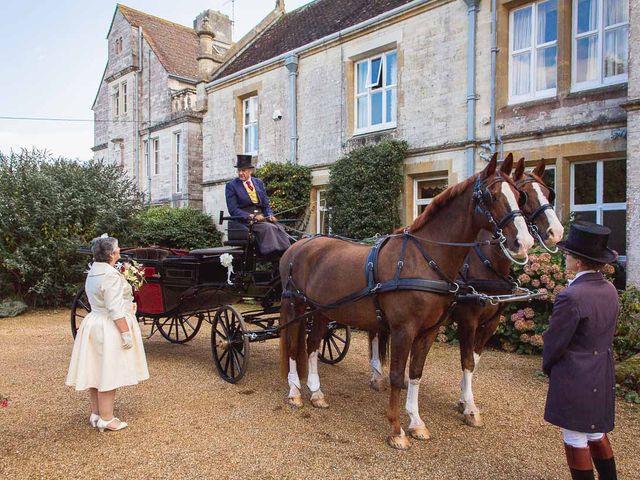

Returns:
70,213,351,383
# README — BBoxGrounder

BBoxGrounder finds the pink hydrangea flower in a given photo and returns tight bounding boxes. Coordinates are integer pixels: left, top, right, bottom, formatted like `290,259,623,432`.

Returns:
530,334,544,347
514,319,526,331
524,307,535,319
540,274,550,284
532,279,541,287
518,274,531,284
546,280,556,289
520,333,531,343
540,253,551,262
437,334,447,343
510,313,519,322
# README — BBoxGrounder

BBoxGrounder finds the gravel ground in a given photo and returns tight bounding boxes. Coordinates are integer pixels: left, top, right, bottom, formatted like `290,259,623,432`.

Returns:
1,309,638,480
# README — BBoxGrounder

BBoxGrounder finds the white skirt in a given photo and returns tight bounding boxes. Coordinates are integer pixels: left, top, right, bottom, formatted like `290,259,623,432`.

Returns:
66,311,149,392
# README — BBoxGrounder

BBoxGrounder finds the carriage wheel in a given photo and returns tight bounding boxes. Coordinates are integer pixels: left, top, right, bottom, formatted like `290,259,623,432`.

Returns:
211,306,250,383
156,313,203,344
70,287,91,338
318,323,351,364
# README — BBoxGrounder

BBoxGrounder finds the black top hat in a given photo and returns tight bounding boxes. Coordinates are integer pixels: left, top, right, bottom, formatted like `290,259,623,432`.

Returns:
557,221,618,264
233,154,255,169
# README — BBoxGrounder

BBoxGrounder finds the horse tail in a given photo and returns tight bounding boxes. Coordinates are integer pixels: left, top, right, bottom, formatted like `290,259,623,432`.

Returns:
279,296,308,380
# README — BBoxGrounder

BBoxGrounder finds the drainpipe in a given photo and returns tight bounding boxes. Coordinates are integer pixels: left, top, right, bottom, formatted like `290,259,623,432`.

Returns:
284,54,299,164
134,28,142,191
463,0,479,177
490,0,498,154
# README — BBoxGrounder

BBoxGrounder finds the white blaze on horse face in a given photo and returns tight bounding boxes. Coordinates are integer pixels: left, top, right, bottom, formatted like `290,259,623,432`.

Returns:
307,350,321,392
500,182,534,255
405,378,426,430
531,183,564,244
370,335,384,377
288,358,301,397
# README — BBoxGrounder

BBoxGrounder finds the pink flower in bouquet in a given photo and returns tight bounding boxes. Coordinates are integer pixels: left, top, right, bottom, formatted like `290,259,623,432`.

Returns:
438,325,446,334
532,279,541,287
510,313,519,322
540,253,551,262
603,264,615,275
525,320,536,329
546,280,556,289
529,254,539,263
531,262,541,272
554,272,564,281
524,265,533,275
530,334,544,347
518,274,531,284
551,264,561,273
520,333,531,343
524,307,535,319
437,334,447,343
516,309,525,319
515,319,527,331
540,274,550,284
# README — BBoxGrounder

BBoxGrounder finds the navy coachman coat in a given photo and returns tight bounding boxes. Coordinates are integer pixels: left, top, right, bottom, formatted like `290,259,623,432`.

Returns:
225,177,274,221
543,272,619,433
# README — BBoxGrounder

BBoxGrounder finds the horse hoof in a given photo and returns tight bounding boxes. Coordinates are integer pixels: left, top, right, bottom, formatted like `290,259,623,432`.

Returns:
369,378,386,392
288,396,303,408
463,413,484,428
408,426,431,441
386,434,411,450
455,402,465,414
310,396,329,409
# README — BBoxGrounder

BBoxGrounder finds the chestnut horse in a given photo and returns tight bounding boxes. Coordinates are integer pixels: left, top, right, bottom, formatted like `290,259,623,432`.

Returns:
454,156,563,427
279,155,534,449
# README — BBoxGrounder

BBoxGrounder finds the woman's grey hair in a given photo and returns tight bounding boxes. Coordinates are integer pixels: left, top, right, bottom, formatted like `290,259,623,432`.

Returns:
91,236,119,263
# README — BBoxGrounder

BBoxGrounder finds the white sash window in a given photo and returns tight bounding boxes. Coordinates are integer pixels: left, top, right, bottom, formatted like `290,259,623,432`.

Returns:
355,50,397,134
243,96,258,155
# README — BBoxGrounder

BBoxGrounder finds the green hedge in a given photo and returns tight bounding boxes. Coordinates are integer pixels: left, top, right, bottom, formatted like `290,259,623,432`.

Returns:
0,149,142,305
326,140,407,239
254,162,312,222
130,205,221,250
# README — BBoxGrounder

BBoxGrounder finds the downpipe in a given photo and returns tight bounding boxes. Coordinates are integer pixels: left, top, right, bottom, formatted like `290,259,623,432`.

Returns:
463,0,479,177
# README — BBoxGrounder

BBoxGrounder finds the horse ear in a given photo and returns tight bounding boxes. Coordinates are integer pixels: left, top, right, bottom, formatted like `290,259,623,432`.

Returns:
533,158,546,177
513,157,525,181
500,153,514,175
482,152,498,179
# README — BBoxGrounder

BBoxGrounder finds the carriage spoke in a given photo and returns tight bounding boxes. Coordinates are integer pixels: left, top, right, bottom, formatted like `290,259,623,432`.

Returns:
329,336,341,355
180,318,189,339
330,331,347,344
231,349,242,374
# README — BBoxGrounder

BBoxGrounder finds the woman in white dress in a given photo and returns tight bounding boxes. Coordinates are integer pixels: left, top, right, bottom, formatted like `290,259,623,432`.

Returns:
66,236,149,432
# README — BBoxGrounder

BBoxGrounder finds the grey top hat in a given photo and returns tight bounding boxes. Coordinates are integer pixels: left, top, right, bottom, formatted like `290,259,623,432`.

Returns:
234,154,255,169
557,221,618,264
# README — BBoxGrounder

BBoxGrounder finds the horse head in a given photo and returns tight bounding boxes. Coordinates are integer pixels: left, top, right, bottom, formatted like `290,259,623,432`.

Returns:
513,157,564,247
473,153,534,258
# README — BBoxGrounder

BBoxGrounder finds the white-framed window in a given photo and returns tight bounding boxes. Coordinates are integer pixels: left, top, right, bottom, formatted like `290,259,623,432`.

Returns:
152,138,159,175
509,0,558,103
316,188,330,234
121,82,128,114
413,176,448,219
570,158,626,257
354,50,397,134
143,139,149,177
242,96,258,155
111,85,120,118
572,0,629,91
174,132,182,193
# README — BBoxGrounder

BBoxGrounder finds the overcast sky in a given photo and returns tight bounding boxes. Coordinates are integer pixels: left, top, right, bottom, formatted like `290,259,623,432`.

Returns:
0,0,312,159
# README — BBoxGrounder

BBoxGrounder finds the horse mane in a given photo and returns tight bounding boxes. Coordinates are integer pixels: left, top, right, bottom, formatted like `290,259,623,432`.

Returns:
404,171,517,233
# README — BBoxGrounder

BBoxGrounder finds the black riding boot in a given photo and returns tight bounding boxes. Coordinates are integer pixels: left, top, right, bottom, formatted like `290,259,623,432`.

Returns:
588,434,617,480
565,444,595,480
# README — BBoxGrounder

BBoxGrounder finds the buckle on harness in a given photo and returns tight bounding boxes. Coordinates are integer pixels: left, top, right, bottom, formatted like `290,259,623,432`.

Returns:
449,282,460,294
370,283,382,293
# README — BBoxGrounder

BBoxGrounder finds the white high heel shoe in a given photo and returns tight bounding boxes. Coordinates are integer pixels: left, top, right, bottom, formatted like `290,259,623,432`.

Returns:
89,413,100,428
96,417,128,432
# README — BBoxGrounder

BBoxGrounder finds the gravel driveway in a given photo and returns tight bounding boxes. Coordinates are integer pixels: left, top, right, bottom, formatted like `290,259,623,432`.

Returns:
1,309,638,479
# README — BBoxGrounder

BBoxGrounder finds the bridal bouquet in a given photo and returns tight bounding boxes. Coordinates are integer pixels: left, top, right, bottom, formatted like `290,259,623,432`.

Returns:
116,259,146,291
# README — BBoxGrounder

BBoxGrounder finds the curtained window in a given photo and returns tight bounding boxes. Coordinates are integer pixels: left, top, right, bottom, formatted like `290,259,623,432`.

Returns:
355,50,397,134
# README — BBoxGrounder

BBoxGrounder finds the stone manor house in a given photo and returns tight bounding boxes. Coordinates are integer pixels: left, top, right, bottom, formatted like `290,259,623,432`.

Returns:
92,0,639,286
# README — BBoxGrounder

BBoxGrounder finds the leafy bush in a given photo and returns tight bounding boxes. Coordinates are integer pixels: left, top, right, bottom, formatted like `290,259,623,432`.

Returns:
131,205,222,250
0,149,142,305
614,287,640,361
326,140,407,239
254,162,312,223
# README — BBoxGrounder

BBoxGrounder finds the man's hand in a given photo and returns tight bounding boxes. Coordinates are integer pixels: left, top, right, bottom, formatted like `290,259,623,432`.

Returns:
255,214,266,222
267,215,277,223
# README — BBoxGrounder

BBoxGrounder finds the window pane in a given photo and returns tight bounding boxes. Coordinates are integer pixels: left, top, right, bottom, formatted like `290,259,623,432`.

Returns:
576,35,599,83
243,126,250,153
512,52,531,96
513,7,532,50
577,0,598,33
417,178,448,200
604,27,628,77
385,88,396,123
536,45,557,90
370,58,382,88
573,210,597,223
251,124,258,152
371,91,383,125
603,159,626,203
573,162,597,204
357,96,368,128
537,0,558,44
602,210,626,255
604,0,628,26
385,52,397,86
542,168,556,191
250,97,258,121
244,101,250,125
357,62,368,94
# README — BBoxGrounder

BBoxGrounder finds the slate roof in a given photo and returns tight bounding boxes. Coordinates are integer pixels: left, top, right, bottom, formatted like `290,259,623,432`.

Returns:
215,0,416,79
118,4,199,79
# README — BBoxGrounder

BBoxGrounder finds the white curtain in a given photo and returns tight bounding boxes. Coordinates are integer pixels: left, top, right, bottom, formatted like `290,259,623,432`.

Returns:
513,7,532,50
576,36,598,82
604,28,628,77
605,0,628,27
537,46,557,90
513,52,531,96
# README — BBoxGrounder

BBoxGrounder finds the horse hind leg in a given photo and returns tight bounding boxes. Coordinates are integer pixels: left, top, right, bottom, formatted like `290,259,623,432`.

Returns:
369,331,388,392
280,296,308,408
307,315,329,409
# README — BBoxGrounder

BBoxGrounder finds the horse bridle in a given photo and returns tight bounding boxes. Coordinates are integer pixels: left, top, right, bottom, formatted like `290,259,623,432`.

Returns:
515,176,558,253
472,174,529,265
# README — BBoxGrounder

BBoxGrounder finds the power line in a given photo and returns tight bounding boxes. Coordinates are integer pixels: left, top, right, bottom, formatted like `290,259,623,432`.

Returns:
0,116,144,124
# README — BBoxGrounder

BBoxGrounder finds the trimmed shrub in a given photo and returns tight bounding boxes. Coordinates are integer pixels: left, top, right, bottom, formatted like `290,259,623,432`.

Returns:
131,205,222,250
254,162,312,223
326,140,407,239
0,149,142,305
